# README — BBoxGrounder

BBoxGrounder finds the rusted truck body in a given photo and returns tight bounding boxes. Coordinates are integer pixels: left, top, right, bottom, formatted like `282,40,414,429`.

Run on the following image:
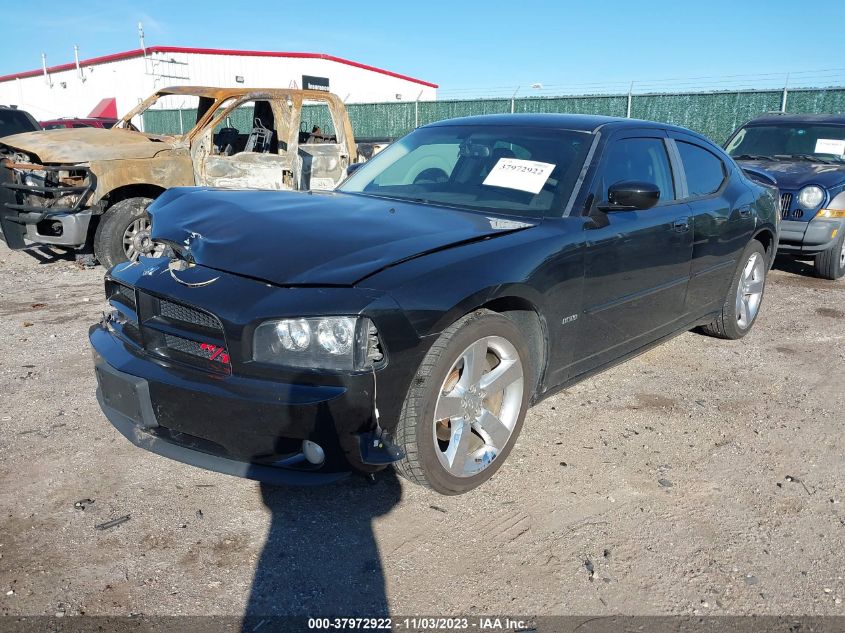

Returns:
0,86,361,266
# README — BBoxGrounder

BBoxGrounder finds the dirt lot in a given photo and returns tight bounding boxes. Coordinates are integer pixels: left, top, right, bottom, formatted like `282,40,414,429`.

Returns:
0,246,844,621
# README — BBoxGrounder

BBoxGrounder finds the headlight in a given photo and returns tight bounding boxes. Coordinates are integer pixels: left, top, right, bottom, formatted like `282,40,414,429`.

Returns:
253,316,383,371
797,185,825,209
24,171,46,187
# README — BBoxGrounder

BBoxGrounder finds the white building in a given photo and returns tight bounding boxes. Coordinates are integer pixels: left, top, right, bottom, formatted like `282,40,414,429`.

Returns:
0,46,438,122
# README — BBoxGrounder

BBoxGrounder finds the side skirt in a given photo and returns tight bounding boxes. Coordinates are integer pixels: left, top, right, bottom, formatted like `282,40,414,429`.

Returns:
531,309,719,406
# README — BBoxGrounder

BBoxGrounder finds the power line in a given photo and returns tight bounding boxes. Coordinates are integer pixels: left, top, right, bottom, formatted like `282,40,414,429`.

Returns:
436,66,845,100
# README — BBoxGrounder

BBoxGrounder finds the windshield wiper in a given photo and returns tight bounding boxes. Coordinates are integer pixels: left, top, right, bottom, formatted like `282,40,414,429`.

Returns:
350,191,430,205
774,153,837,165
732,154,771,161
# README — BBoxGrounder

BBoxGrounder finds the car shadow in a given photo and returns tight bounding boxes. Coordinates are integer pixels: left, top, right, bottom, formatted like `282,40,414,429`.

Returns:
242,470,401,629
772,254,818,278
21,245,76,264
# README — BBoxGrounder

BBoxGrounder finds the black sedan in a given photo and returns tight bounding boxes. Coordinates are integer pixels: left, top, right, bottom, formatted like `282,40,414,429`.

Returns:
90,114,779,495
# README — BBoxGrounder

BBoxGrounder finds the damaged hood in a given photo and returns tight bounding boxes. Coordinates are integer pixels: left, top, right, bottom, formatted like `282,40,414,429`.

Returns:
149,187,538,286
0,127,175,163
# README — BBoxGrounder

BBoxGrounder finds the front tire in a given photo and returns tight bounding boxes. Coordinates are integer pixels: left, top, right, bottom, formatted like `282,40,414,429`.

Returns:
813,230,845,280
93,197,164,268
393,310,532,495
701,240,768,340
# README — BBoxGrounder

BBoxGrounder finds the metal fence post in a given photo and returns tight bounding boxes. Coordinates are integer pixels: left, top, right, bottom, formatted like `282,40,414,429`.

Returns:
781,73,790,112
626,81,634,118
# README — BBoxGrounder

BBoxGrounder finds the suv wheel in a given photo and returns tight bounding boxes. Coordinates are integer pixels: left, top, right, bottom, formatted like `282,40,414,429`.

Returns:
393,310,532,495
814,230,845,280
94,197,165,268
701,240,768,340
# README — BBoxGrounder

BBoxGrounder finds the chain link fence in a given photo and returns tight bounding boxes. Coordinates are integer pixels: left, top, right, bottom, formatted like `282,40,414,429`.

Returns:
143,87,845,145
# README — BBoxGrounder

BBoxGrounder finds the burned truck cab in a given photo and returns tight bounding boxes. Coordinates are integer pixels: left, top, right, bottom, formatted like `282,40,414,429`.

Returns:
0,86,361,267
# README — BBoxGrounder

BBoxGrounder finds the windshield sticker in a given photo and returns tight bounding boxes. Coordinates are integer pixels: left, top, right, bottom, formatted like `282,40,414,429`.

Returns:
814,138,845,155
482,158,556,194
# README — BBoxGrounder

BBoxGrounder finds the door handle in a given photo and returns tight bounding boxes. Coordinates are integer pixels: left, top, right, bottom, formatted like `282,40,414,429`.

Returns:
673,217,690,232
739,206,753,217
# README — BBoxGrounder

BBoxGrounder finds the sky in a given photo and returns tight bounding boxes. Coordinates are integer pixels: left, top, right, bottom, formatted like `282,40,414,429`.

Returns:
2,0,845,98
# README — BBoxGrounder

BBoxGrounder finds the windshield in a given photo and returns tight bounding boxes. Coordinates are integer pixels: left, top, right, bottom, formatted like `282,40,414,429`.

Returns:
118,93,215,136
339,125,593,218
726,124,845,163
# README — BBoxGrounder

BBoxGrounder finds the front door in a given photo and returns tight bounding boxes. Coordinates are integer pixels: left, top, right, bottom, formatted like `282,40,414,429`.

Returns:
573,132,693,373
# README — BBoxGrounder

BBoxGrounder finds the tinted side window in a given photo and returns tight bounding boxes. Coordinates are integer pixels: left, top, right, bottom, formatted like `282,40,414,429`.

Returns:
0,110,39,137
599,138,675,203
677,141,726,197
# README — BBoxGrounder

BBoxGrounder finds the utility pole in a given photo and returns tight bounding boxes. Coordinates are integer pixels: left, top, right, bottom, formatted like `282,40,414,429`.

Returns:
74,45,85,81
415,90,423,127
138,22,147,56
41,53,52,87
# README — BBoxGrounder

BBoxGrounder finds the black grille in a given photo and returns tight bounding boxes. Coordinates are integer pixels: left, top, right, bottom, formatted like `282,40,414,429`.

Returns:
159,299,219,330
163,334,230,366
107,280,136,309
137,294,230,373
123,322,142,345
115,284,135,306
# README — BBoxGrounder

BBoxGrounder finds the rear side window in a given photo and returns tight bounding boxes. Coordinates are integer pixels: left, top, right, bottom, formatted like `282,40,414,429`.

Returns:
677,141,726,197
598,138,675,203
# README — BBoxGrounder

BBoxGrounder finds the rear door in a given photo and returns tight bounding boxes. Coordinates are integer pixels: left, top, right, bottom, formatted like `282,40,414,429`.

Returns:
573,130,693,372
668,133,756,313
293,96,354,190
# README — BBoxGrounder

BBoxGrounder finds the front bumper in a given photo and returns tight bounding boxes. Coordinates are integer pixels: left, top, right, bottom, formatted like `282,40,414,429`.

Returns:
777,218,845,256
91,323,382,485
0,160,95,249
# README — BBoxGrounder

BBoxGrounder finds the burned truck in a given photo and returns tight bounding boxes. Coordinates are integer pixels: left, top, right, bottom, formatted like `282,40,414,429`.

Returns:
0,87,361,266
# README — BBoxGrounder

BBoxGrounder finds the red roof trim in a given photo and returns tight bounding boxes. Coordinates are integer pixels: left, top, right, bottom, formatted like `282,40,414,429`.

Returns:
0,46,438,88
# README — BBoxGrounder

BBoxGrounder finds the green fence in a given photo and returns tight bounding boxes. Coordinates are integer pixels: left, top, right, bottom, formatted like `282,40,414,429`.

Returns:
144,87,845,145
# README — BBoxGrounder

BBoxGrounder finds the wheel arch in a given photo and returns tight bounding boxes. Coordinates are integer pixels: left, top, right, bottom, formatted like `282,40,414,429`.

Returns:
422,287,549,400
103,183,166,209
85,184,166,251
752,226,776,264
480,296,548,400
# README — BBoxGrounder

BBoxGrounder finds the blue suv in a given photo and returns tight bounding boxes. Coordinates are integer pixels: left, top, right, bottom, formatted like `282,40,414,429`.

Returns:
726,114,845,280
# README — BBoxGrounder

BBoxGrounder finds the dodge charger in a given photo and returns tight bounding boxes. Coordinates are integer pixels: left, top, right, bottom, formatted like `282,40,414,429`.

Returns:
90,114,779,495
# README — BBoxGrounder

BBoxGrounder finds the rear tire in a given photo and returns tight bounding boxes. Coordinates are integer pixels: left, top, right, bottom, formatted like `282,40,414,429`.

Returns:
393,310,532,495
813,230,845,280
93,197,161,268
701,240,768,340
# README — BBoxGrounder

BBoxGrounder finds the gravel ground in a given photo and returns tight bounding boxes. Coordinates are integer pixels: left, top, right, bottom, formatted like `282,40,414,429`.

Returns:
0,246,844,620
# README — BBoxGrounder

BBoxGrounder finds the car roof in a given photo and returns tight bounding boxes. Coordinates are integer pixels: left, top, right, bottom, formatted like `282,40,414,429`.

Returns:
745,113,845,126
41,117,115,122
156,85,343,101
422,113,702,136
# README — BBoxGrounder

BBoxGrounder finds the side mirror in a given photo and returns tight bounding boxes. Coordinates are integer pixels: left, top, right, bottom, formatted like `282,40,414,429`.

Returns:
346,162,364,176
601,180,660,211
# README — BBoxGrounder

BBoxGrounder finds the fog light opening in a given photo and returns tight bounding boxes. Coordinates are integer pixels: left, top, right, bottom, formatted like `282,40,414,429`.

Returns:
302,440,325,465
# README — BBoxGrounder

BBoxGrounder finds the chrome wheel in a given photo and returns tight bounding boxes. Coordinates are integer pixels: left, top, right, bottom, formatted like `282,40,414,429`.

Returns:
122,216,165,262
433,336,524,478
839,239,845,268
736,251,765,329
